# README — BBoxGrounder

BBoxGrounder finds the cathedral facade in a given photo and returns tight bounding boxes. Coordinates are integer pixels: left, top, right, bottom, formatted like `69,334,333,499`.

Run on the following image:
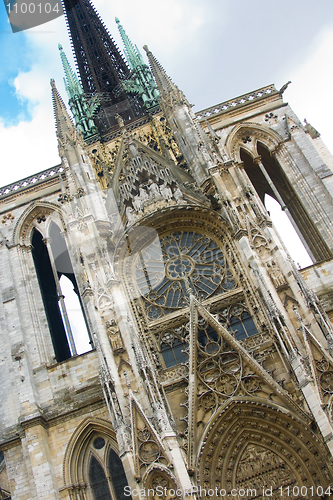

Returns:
1,1,333,499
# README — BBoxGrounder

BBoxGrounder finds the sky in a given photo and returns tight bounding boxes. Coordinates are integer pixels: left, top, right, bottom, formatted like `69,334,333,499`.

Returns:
0,0,332,267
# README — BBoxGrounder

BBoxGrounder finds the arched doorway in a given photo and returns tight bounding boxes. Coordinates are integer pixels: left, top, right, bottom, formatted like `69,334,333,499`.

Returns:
199,402,333,499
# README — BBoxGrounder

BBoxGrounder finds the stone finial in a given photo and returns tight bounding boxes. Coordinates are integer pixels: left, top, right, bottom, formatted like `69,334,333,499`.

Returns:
304,119,320,139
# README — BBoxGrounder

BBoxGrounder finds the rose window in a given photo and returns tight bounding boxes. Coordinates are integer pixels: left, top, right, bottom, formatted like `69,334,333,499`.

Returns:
135,231,236,320
166,255,195,280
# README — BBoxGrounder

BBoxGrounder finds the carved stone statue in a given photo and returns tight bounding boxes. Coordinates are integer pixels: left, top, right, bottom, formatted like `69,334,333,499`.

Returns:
148,180,161,198
173,186,184,204
133,187,149,212
160,183,173,201
266,260,286,288
126,206,138,224
105,319,124,352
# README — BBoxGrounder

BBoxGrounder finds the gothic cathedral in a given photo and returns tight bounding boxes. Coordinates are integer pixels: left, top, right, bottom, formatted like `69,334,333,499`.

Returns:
1,1,333,499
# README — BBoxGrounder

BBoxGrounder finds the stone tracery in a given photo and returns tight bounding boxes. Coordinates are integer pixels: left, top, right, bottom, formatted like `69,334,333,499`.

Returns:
135,230,237,320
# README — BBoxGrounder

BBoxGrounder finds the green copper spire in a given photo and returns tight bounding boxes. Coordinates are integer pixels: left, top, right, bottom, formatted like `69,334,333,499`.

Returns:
58,44,99,140
115,17,144,71
58,43,84,100
115,18,159,109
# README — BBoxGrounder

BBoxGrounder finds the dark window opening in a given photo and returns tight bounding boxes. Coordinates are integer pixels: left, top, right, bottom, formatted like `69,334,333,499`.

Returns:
229,312,258,341
89,456,111,500
198,324,219,348
89,449,131,500
32,228,71,362
108,448,131,500
240,144,331,263
161,337,188,368
32,223,92,362
161,338,187,368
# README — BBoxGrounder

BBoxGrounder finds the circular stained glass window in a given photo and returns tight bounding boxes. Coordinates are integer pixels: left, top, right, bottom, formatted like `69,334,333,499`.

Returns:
135,231,235,319
93,437,105,449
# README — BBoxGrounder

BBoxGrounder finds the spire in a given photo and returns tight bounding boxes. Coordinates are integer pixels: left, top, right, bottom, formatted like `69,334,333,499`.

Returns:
58,44,99,140
115,19,159,109
143,45,188,106
63,0,129,97
50,78,76,145
58,43,83,100
62,0,146,132
115,17,144,71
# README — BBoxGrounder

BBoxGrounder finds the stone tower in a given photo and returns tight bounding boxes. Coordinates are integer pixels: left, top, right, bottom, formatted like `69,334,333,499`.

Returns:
1,1,333,499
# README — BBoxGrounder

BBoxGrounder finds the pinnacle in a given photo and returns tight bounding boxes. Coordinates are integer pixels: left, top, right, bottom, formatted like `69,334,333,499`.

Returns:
50,79,76,144
144,46,175,94
58,43,83,99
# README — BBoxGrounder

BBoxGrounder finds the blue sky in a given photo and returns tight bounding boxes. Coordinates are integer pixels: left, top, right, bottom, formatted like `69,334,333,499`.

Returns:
0,1,332,191
0,12,33,124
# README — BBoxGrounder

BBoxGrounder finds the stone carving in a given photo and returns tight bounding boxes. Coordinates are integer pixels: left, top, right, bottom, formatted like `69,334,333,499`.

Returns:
105,319,124,353
200,404,327,494
147,473,178,500
264,112,278,123
148,180,161,198
160,183,173,201
126,206,139,225
236,443,297,496
36,215,46,224
266,260,286,288
1,213,14,226
57,193,73,204
159,364,188,384
173,187,184,204
133,187,149,212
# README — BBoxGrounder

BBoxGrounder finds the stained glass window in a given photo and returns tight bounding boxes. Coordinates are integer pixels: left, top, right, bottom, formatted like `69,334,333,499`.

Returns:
89,447,131,500
89,456,111,500
161,337,187,368
217,303,258,341
136,231,236,320
229,311,258,340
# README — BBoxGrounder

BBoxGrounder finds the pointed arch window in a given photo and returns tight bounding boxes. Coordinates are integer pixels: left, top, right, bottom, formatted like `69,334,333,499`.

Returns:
32,222,92,362
161,336,187,368
88,437,131,500
240,143,331,264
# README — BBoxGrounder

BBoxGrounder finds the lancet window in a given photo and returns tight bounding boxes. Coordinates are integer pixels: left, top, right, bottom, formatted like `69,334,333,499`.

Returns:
240,142,331,263
32,222,91,362
65,430,131,500
88,442,130,500
216,302,258,341
160,327,188,368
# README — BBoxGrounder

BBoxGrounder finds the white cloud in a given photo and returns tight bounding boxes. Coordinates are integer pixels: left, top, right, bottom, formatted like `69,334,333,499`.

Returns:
0,16,72,186
97,0,206,56
284,26,333,153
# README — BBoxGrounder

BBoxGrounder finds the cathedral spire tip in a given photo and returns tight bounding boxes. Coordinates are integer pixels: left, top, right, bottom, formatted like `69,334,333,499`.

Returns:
50,78,78,154
144,46,187,106
116,20,159,108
